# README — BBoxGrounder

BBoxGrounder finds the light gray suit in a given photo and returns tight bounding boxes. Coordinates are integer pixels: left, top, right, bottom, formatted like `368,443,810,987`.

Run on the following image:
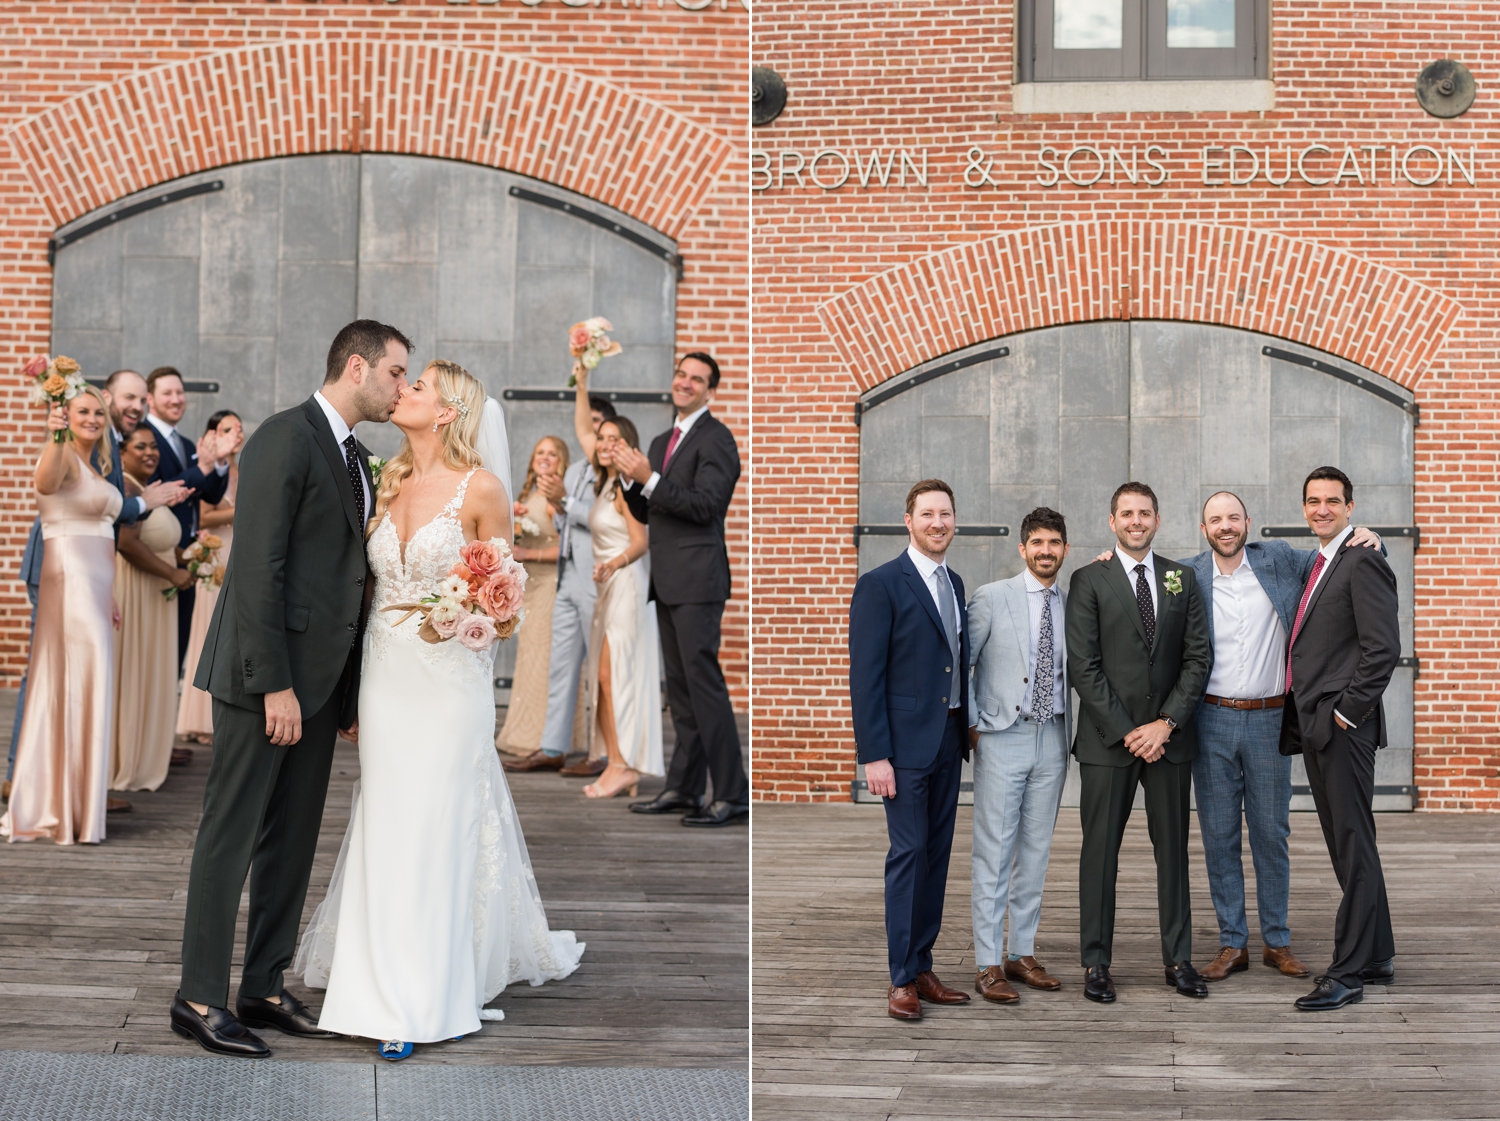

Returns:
539,459,598,757
967,572,1071,966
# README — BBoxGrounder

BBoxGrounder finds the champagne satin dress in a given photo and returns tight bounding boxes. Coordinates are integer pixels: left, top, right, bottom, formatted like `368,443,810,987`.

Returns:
2,453,122,844
496,488,559,754
177,478,236,738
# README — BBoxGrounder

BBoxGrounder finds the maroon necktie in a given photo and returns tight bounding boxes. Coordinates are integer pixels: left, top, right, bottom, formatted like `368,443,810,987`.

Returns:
1284,552,1327,692
662,425,683,471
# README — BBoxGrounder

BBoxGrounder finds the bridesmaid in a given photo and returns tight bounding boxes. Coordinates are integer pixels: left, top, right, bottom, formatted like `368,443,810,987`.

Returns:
2,390,122,844
176,411,242,747
111,426,190,793
495,436,566,756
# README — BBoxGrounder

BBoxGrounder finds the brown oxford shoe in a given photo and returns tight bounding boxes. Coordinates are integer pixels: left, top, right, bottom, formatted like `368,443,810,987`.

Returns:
1004,956,1061,991
1201,945,1250,981
1263,945,1311,977
502,750,566,773
975,966,1019,1004
914,970,970,1005
559,756,607,778
888,983,922,1020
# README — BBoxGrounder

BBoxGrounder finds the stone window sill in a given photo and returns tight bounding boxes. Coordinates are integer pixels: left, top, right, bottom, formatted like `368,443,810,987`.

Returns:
1012,80,1275,115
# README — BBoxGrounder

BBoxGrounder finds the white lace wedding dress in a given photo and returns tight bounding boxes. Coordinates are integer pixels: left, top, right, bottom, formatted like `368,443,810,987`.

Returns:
295,469,583,1043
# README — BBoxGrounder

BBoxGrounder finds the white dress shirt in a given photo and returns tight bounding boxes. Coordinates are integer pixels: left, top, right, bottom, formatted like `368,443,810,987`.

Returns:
1205,553,1287,699
1021,569,1066,720
1300,524,1358,726
1116,547,1159,616
639,404,709,499
314,391,372,517
906,544,963,709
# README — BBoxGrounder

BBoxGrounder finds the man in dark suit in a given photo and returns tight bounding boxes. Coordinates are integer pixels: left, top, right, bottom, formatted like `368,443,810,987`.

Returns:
171,321,409,1058
1281,466,1401,1012
613,352,747,826
850,479,973,1022
1065,482,1212,1003
145,366,231,671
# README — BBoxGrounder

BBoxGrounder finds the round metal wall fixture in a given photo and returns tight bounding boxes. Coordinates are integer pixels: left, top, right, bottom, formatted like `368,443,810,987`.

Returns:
752,66,787,127
1416,59,1476,118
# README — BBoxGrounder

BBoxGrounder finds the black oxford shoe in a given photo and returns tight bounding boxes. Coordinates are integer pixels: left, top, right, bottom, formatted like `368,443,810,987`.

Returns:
170,993,270,1057
628,789,703,815
682,800,749,827
1295,975,1364,1011
236,990,335,1037
1166,961,1209,998
1360,957,1395,985
1082,965,1116,1003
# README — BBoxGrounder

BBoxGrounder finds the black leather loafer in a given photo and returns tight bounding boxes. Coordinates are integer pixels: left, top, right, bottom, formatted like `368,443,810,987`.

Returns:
682,800,749,827
170,993,270,1057
236,990,335,1037
628,789,703,815
1295,975,1364,1011
1360,957,1395,985
1166,961,1209,998
1082,965,1116,1004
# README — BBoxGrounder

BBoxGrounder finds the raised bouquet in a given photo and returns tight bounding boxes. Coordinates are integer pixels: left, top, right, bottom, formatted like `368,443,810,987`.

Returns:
566,317,623,386
381,538,527,648
25,355,88,443
165,531,224,601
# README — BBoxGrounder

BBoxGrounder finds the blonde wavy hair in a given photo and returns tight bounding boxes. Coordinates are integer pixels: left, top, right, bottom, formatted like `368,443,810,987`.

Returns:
367,359,487,537
520,435,570,503
73,385,115,478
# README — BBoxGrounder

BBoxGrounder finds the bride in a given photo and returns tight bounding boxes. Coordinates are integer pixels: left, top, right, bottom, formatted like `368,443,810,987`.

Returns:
295,359,583,1059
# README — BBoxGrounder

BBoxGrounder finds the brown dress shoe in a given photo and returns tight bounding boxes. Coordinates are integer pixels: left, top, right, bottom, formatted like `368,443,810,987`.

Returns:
560,756,607,778
974,966,1019,1003
1201,945,1250,981
1004,956,1061,991
106,798,131,813
888,983,922,1020
502,750,566,773
1263,945,1311,977
914,970,970,1005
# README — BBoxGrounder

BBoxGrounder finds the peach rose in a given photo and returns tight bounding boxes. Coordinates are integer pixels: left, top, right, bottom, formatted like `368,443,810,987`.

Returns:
476,568,525,621
200,533,223,550
459,540,506,580
41,373,68,398
457,612,497,651
50,356,80,377
568,323,594,353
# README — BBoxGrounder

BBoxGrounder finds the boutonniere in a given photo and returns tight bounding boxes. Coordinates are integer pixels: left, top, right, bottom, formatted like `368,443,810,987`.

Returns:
367,455,387,480
1163,569,1184,596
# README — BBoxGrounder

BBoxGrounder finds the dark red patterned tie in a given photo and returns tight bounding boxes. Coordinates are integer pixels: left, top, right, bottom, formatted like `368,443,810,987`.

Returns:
1285,551,1327,692
662,425,683,471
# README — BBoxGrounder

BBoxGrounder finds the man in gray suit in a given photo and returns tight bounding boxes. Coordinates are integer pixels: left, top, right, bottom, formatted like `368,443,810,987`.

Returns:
966,508,1072,1004
506,396,617,775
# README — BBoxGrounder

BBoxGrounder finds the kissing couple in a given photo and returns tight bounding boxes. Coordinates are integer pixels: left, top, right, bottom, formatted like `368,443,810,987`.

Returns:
170,320,583,1061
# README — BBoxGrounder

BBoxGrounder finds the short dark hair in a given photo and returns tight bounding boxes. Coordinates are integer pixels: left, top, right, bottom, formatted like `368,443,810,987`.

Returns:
104,369,142,391
680,351,721,390
146,366,184,395
325,320,413,385
1201,490,1248,522
587,394,618,421
1020,507,1067,545
1303,465,1353,504
1110,481,1158,516
905,478,955,516
204,409,240,436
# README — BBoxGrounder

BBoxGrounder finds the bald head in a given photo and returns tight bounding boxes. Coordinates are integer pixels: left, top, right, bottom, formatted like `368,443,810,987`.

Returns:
1201,491,1250,567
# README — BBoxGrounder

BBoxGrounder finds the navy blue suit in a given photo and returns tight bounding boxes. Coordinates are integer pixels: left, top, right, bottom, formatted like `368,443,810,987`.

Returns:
850,549,971,986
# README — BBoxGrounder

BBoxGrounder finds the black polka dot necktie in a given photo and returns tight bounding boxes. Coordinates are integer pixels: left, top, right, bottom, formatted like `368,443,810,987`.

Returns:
1134,563,1156,647
342,434,366,528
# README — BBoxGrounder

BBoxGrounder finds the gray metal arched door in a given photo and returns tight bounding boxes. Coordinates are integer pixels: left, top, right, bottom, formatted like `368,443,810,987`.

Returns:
855,322,1416,811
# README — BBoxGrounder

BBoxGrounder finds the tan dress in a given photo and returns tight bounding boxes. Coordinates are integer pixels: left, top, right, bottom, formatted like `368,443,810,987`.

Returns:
176,477,236,737
110,488,180,792
496,489,560,753
2,453,121,844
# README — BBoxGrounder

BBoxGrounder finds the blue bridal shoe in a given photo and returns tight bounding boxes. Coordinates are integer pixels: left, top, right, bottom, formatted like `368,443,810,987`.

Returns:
380,1040,414,1061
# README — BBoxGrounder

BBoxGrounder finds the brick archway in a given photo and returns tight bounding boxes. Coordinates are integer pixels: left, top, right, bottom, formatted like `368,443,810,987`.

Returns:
6,40,734,239
817,221,1463,391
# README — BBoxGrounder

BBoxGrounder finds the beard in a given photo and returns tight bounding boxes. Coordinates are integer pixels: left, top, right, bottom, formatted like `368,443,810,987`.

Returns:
353,378,399,424
1209,527,1247,558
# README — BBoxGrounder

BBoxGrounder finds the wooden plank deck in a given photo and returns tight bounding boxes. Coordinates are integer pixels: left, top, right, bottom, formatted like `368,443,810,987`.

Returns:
0,690,747,1068
752,801,1500,1120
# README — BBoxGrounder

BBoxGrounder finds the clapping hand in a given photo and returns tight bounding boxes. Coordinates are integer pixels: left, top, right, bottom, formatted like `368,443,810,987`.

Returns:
141,479,191,510
197,429,226,467
612,443,652,485
536,472,566,502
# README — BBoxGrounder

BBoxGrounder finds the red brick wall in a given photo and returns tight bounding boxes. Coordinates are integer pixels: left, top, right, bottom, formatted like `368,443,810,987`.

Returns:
0,1,750,704
752,0,1500,810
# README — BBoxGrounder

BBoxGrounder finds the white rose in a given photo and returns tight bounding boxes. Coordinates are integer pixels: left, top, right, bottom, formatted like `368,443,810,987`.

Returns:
581,350,601,370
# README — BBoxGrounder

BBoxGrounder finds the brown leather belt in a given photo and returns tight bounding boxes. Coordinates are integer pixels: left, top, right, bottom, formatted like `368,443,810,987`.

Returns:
1203,694,1284,710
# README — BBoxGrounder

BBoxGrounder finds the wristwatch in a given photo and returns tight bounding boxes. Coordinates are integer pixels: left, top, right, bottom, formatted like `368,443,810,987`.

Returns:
1158,713,1178,730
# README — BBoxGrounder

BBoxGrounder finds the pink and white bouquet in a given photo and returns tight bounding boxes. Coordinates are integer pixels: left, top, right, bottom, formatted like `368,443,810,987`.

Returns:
382,538,527,649
165,531,223,601
566,317,623,386
25,355,89,443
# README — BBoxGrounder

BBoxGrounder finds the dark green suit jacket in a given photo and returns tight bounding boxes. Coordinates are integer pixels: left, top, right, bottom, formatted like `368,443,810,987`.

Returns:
193,397,374,727
1064,554,1212,766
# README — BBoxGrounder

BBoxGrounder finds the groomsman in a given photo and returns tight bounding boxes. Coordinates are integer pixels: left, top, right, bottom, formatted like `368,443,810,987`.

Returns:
1281,467,1401,1012
1188,493,1383,984
966,508,1072,1004
1066,483,1212,1002
850,480,972,1021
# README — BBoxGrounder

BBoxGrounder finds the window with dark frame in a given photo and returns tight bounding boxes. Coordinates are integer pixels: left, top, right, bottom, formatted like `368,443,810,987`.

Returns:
1019,0,1268,83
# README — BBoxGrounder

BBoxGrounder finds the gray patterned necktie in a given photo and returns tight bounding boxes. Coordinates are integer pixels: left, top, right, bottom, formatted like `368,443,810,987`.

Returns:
1033,589,1055,722
1134,563,1156,647
935,567,958,665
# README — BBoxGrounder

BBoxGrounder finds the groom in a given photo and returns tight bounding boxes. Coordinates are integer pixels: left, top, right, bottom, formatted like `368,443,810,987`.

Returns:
171,320,411,1057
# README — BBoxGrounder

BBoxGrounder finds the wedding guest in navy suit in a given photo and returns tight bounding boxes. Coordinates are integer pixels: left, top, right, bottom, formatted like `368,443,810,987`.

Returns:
849,479,973,1022
144,367,230,671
